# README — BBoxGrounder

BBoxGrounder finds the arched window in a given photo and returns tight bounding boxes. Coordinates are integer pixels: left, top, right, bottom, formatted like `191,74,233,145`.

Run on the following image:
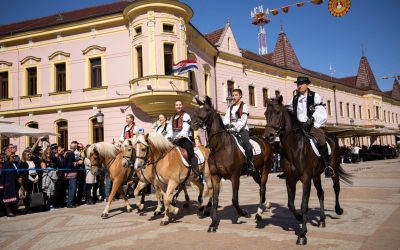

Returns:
56,120,68,150
26,122,38,147
91,118,104,143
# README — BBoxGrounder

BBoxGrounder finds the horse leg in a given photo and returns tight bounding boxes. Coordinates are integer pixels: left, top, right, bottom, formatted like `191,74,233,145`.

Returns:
286,177,301,221
117,186,133,213
190,178,205,217
208,174,221,232
161,182,180,226
154,185,163,216
134,181,147,212
101,181,119,218
312,175,326,227
332,174,343,215
171,185,182,206
255,164,269,221
231,176,250,218
296,177,312,245
183,185,190,208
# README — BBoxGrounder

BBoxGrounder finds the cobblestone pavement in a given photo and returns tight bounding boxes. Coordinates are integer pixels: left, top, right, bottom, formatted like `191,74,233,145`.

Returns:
1,159,399,250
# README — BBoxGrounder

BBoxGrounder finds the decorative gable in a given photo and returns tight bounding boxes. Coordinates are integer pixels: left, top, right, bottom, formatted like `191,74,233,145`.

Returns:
218,23,241,56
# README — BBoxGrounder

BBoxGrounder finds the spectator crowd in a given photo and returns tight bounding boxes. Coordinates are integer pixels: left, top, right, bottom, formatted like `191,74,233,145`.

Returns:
0,136,116,218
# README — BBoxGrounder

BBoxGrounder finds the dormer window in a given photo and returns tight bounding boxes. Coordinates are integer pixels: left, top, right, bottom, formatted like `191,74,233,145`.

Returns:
163,24,174,33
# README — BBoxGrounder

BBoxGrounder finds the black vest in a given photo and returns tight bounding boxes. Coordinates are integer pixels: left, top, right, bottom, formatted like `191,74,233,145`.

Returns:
292,89,315,121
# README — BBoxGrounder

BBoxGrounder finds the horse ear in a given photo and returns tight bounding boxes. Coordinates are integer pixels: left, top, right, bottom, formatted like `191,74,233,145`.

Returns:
195,95,204,106
204,96,212,106
144,133,149,142
278,95,283,104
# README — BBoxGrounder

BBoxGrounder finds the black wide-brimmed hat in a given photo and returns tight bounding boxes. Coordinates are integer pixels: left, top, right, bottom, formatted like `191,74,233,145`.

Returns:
294,76,311,84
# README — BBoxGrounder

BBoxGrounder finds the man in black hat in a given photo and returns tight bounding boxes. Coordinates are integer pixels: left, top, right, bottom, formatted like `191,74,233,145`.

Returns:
281,76,334,178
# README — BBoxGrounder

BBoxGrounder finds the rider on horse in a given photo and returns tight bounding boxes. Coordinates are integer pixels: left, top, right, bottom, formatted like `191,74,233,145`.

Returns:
223,89,255,173
120,114,138,169
166,100,203,182
287,76,335,178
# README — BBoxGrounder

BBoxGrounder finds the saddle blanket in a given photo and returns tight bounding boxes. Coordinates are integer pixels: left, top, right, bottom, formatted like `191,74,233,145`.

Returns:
232,136,262,157
176,147,205,167
310,139,332,157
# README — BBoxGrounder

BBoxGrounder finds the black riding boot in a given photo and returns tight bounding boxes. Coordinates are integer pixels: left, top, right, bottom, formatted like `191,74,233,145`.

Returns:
190,157,203,182
319,145,335,178
246,155,255,174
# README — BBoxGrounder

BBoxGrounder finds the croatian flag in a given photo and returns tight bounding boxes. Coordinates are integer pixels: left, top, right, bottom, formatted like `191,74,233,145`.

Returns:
172,60,198,74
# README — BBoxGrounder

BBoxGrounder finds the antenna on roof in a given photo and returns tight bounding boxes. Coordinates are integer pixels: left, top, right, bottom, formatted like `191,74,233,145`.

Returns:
361,43,365,57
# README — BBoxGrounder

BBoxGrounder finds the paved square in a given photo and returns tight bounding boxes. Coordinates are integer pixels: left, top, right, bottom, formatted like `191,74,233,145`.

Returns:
1,159,399,249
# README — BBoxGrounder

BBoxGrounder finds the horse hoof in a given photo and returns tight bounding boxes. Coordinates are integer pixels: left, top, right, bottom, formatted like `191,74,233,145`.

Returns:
296,236,307,245
266,202,272,209
335,207,344,215
240,210,251,218
154,211,162,216
183,203,189,208
319,220,326,228
160,221,169,226
207,226,217,233
255,214,262,221
127,207,133,213
203,211,210,217
139,212,146,216
101,213,108,218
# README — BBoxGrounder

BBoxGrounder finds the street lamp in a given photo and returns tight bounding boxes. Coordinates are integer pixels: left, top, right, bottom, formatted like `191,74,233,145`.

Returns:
226,95,233,106
350,117,354,127
96,110,104,125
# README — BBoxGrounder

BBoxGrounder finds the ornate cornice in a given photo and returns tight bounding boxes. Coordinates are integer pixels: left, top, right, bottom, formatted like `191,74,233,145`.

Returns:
82,45,106,55
48,51,71,60
0,61,13,67
20,56,41,65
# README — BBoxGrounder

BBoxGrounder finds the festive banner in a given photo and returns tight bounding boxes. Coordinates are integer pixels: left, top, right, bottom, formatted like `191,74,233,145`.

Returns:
282,6,289,13
296,2,305,7
311,0,324,4
271,9,279,15
328,0,351,16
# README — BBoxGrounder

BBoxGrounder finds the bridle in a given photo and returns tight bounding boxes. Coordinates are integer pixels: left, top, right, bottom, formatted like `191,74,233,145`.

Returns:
265,102,285,137
122,141,136,167
90,144,115,171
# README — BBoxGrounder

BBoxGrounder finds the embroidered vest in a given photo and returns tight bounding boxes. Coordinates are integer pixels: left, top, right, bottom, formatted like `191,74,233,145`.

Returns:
229,102,246,122
124,123,136,139
172,112,184,131
292,89,315,121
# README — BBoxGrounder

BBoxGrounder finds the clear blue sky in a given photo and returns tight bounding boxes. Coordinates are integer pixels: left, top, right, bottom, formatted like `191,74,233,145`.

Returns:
1,0,399,91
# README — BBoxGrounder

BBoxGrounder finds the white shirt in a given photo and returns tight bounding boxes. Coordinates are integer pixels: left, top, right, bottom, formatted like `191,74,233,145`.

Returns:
27,161,38,182
155,124,168,137
352,146,361,154
119,124,139,142
223,102,249,132
287,91,327,128
166,113,191,140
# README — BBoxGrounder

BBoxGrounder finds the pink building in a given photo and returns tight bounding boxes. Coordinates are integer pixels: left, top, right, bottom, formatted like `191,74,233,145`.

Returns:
0,0,399,151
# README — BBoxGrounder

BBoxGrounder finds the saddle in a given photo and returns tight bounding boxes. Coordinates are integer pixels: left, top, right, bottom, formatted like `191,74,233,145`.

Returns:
231,134,262,157
176,147,205,167
300,128,331,157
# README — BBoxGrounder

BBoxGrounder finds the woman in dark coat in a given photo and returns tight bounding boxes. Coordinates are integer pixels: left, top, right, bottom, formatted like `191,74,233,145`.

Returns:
0,153,18,217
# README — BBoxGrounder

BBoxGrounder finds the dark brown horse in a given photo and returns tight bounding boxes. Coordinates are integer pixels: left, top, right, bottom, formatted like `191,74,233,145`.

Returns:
264,95,352,245
192,97,273,232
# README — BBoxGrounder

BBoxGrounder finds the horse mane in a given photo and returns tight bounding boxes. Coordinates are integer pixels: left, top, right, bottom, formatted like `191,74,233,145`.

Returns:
87,142,117,158
122,137,137,147
147,132,173,153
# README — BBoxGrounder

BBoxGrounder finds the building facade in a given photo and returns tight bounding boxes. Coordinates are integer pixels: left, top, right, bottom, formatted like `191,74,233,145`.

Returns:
0,0,399,150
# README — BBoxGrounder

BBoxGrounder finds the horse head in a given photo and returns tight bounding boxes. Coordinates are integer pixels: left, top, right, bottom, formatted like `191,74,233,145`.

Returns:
121,138,136,169
87,144,101,175
191,96,215,130
133,133,150,170
264,94,285,143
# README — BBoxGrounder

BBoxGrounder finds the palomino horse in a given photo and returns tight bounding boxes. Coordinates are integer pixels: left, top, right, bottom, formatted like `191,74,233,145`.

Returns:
87,142,134,218
121,135,214,217
264,95,352,245
132,132,205,225
191,97,274,232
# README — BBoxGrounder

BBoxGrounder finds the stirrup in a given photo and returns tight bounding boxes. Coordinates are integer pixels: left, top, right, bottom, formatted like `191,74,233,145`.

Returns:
324,166,335,178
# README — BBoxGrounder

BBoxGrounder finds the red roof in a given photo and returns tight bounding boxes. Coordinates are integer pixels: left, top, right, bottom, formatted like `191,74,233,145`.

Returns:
0,1,130,36
271,32,302,71
355,56,381,91
204,27,224,46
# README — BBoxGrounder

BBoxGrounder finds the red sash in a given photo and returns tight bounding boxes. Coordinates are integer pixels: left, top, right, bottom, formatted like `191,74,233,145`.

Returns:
124,123,136,139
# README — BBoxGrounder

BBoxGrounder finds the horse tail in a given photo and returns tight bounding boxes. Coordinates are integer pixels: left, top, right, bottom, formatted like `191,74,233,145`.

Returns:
336,164,353,185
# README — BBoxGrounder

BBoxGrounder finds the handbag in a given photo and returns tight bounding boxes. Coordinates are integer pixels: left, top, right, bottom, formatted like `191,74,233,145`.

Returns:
30,183,44,208
18,186,27,200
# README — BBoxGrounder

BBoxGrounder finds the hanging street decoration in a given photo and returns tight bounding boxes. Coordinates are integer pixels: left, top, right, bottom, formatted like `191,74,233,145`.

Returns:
328,0,351,17
266,0,324,17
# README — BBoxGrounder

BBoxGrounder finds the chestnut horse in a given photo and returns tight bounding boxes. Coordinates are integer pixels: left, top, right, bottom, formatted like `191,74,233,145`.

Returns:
87,142,134,218
122,135,214,217
191,97,274,232
264,95,352,245
132,132,205,225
